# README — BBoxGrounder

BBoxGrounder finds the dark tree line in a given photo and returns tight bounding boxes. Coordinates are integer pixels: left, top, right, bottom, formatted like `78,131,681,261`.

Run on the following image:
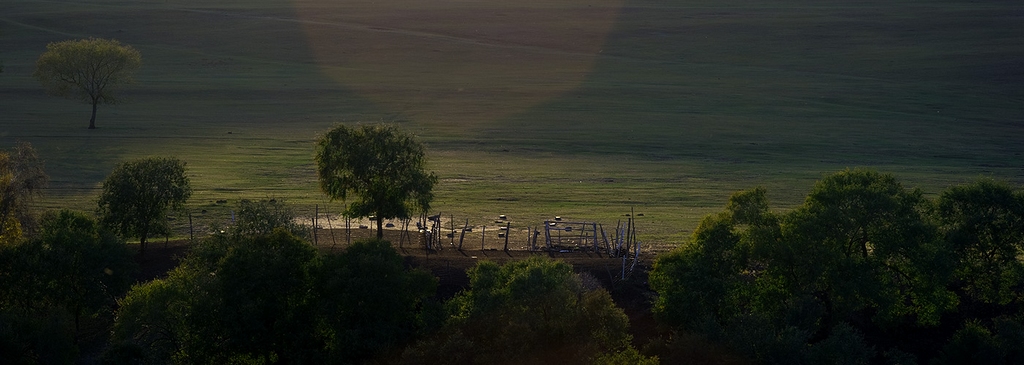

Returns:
1,210,135,364
650,169,1024,364
1,149,191,363
106,231,437,364
106,224,651,364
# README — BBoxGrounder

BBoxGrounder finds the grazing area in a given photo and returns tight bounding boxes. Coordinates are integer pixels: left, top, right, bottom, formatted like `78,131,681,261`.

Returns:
1,0,1021,245
1,1,1023,361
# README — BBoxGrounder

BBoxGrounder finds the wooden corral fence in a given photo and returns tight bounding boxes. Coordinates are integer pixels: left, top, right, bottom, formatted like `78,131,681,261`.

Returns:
179,201,651,282
308,206,648,278
542,219,603,252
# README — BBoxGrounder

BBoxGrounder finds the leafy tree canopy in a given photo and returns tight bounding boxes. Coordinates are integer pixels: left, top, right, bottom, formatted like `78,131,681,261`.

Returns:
404,256,646,365
938,179,1024,305
315,238,437,362
777,169,955,326
111,232,435,364
97,157,191,254
651,169,979,364
34,210,134,329
932,317,1024,365
1,209,133,362
33,38,141,129
315,124,437,239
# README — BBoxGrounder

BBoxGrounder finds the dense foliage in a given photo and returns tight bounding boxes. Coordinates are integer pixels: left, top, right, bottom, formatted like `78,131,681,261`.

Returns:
109,233,436,364
97,157,191,254
402,257,654,365
1,210,134,363
651,169,1024,364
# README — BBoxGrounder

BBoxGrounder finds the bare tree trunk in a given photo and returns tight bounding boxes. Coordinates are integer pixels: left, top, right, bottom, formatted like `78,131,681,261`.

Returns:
376,216,384,239
89,99,98,129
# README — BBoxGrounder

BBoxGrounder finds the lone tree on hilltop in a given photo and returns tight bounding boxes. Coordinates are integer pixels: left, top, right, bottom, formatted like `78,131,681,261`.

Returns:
315,124,437,239
34,38,141,129
98,157,191,254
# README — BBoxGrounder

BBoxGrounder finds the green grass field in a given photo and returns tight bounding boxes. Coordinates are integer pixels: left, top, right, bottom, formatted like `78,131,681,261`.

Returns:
2,0,1021,246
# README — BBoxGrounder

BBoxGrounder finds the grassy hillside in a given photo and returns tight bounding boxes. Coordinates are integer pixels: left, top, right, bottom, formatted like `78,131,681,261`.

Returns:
1,0,1021,245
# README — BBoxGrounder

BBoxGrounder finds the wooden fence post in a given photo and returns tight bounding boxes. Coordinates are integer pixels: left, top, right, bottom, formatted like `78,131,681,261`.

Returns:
503,222,510,251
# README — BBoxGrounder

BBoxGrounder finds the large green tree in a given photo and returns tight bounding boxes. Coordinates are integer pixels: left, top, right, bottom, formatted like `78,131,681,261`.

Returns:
403,257,645,365
315,124,437,239
33,210,134,332
775,169,955,326
97,157,191,254
111,230,320,364
315,238,437,362
652,170,959,364
33,38,141,129
937,179,1024,306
